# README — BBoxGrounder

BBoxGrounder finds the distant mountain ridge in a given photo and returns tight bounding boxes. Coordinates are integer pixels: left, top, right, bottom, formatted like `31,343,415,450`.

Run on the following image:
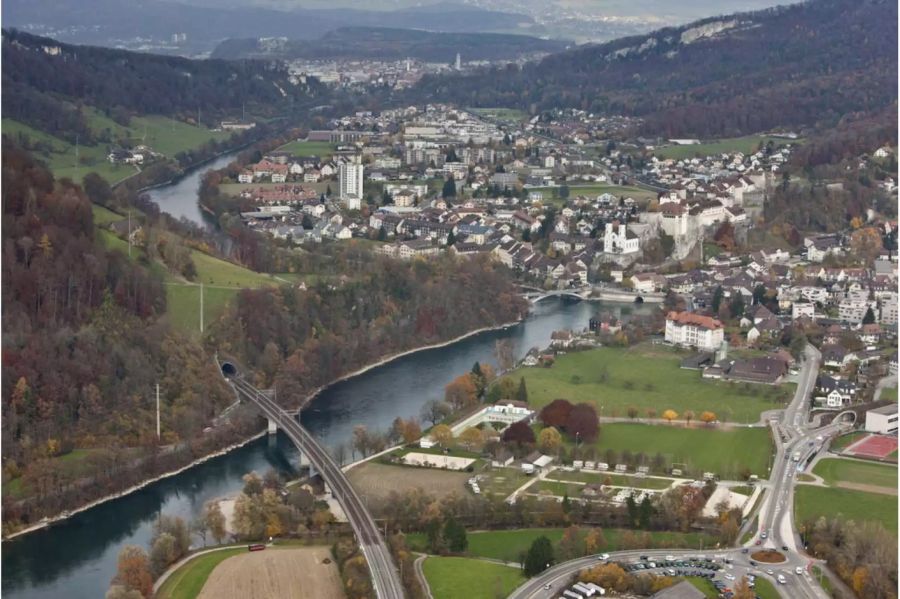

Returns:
211,27,569,62
1,29,327,144
1,0,535,55
406,0,897,138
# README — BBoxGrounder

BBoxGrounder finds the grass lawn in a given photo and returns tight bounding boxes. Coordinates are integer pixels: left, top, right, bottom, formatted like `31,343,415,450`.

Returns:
586,423,772,480
165,284,239,335
275,139,338,158
883,387,898,402
652,136,797,160
155,547,246,599
422,556,523,599
794,486,897,534
686,576,719,598
830,432,868,452
544,470,674,490
189,250,285,288
753,577,780,599
407,528,716,564
812,458,897,489
91,204,126,226
513,346,784,424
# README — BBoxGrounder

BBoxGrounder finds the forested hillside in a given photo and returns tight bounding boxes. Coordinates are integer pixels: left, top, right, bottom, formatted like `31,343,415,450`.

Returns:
406,0,897,138
209,255,529,399
1,29,329,143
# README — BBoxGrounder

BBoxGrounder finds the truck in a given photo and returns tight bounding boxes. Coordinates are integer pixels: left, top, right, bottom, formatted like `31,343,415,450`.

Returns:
792,452,801,462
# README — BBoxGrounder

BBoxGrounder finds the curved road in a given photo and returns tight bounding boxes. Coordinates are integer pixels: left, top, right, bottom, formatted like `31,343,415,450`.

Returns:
227,375,404,599
511,345,849,599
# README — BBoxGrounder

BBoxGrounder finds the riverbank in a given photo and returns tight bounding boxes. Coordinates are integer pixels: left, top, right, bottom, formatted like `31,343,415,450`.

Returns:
3,317,523,542
3,430,268,542
288,317,525,414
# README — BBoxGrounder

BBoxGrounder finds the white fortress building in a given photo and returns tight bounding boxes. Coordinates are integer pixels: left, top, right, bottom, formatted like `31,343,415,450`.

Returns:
664,311,725,352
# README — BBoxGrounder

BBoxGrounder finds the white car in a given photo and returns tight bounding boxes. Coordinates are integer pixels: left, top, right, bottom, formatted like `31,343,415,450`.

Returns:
598,553,610,561
724,574,736,581
795,567,804,575
543,583,552,590
766,569,775,576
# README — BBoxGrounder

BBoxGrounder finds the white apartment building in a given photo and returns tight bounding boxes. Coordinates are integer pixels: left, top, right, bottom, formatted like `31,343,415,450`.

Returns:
339,161,364,210
665,311,725,351
865,404,898,434
880,293,898,325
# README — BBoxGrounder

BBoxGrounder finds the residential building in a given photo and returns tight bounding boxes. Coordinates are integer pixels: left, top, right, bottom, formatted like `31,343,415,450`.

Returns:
339,161,364,210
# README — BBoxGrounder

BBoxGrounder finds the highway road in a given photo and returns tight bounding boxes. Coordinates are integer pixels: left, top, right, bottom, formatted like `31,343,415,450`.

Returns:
509,344,851,599
226,374,405,599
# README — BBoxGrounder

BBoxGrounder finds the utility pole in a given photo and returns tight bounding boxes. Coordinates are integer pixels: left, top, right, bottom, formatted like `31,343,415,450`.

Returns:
74,134,79,169
156,383,161,440
199,282,204,333
128,210,132,258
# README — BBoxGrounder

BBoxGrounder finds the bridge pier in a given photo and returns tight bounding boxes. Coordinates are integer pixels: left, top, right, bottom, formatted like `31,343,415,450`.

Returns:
267,417,278,435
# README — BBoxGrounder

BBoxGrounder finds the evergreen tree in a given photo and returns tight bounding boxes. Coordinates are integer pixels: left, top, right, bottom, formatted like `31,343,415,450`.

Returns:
523,536,555,576
626,493,638,527
638,495,653,529
711,286,724,313
472,362,483,377
516,377,528,403
442,177,457,199
862,306,876,324
559,184,570,199
730,295,746,319
377,227,387,242
443,517,468,553
446,229,456,246
562,493,571,514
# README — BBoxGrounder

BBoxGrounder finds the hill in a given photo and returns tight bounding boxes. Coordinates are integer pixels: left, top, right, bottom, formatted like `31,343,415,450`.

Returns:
1,29,327,145
211,27,569,62
1,0,534,55
406,0,897,138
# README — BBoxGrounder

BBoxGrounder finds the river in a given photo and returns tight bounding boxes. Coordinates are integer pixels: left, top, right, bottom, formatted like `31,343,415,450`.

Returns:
1,159,656,599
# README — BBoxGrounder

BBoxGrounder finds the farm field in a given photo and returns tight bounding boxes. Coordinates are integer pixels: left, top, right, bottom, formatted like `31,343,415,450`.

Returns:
275,140,338,158
513,346,783,424
189,250,285,288
585,423,772,480
811,458,897,490
91,203,126,225
794,486,897,534
422,556,523,599
652,135,799,160
407,528,716,563
346,461,470,502
156,548,246,599
195,547,342,599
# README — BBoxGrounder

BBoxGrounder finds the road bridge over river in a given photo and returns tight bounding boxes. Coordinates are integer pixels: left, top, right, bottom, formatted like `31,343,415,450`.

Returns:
220,362,405,599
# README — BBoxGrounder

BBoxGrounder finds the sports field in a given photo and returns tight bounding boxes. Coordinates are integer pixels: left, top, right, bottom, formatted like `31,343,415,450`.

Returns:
275,140,338,158
812,458,897,489
422,556,523,599
586,423,772,479
794,486,897,534
514,346,782,423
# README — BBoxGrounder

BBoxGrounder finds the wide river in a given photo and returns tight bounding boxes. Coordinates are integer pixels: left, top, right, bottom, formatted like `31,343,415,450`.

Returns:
1,156,654,599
